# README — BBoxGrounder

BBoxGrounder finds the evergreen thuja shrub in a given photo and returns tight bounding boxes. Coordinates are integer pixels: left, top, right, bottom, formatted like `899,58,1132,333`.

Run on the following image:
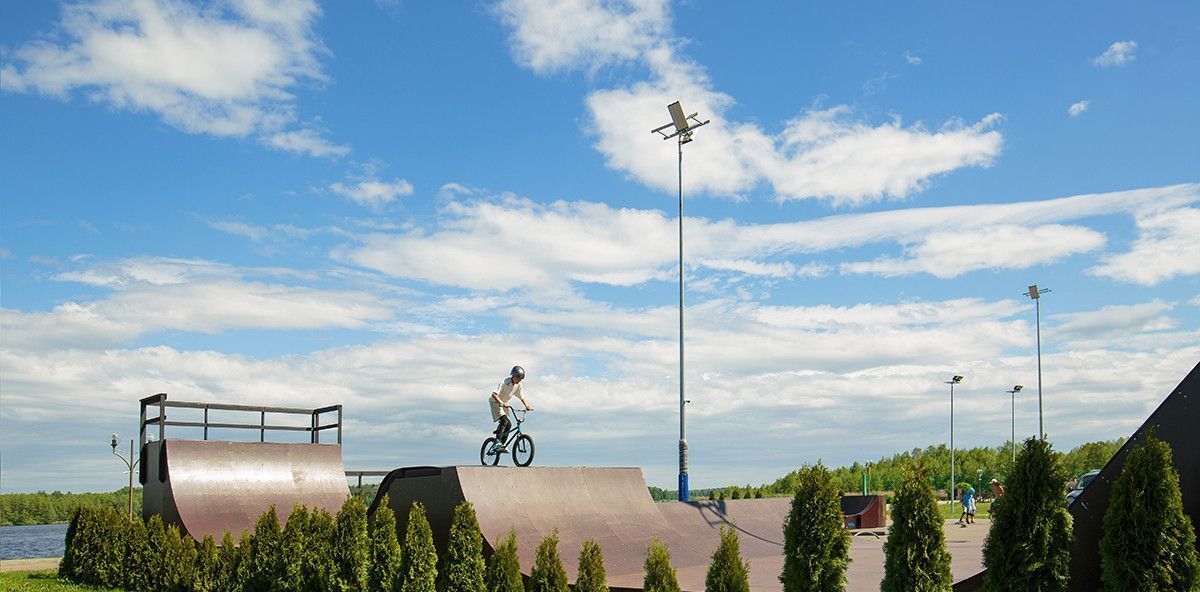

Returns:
400,501,438,592
643,537,681,592
145,514,170,589
881,463,951,592
282,505,311,592
124,516,152,592
575,539,609,592
163,524,197,592
65,505,126,587
1100,433,1200,590
529,529,569,592
195,534,220,592
304,508,336,591
368,496,402,592
780,463,851,592
484,530,524,592
249,505,285,592
58,506,85,580
333,496,370,592
705,526,750,592
217,531,243,592
983,437,1073,592
236,531,256,591
442,501,486,592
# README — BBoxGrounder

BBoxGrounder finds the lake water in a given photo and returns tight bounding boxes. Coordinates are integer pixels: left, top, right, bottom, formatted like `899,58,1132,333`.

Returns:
1,523,67,559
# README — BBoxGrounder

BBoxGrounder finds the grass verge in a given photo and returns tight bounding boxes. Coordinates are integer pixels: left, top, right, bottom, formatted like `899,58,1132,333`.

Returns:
0,570,119,592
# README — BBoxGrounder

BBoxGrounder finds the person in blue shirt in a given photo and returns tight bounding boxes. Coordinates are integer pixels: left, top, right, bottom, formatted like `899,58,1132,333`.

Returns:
958,487,977,525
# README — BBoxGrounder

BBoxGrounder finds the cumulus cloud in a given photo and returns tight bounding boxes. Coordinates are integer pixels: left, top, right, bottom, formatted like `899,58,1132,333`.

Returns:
336,184,1199,289
1068,100,1089,117
1089,208,1200,285
328,178,415,209
0,0,343,155
497,0,1003,204
1092,41,1137,67
904,51,922,65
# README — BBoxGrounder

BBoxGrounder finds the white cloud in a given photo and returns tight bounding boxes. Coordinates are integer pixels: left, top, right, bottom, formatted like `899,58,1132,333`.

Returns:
337,184,1200,289
329,178,415,209
904,51,922,65
1052,300,1176,342
265,128,350,157
498,0,1003,204
840,224,1106,278
1068,100,1089,117
1092,41,1137,67
2,257,394,351
0,0,342,154
1089,208,1200,285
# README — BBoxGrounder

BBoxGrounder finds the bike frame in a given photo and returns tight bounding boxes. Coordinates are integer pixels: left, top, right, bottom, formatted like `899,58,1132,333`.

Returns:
497,407,527,447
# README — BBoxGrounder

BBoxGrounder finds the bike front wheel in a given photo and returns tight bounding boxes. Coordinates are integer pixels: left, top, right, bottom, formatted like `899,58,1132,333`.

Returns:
480,437,501,466
512,434,535,467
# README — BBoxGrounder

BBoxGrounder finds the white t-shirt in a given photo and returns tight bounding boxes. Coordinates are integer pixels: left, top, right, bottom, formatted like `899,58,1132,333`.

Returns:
489,377,523,420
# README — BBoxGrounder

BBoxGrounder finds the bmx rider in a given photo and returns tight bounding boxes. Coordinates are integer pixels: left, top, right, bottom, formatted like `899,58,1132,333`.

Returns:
490,365,532,450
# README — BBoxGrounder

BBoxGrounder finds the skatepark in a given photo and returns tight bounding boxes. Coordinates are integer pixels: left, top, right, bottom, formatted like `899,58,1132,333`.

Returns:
136,361,1200,591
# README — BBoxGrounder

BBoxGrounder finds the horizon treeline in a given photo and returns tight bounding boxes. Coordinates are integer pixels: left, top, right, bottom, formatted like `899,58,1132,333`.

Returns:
650,437,1125,500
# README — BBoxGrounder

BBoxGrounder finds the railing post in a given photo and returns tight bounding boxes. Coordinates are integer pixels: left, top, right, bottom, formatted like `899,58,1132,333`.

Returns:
139,398,147,450
337,405,343,445
260,410,266,442
203,406,209,441
158,396,166,443
311,410,317,444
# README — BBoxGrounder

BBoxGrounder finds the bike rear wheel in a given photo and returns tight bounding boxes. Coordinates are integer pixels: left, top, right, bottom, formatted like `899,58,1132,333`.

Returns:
512,434,535,466
480,437,501,466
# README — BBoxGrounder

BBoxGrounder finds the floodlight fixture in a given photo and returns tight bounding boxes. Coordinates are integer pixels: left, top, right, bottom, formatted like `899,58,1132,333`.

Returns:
1013,384,1024,392
111,433,118,450
650,100,711,502
949,375,964,384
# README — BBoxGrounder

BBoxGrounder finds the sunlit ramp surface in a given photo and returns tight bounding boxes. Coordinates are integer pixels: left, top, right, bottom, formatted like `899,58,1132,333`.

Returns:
139,393,350,541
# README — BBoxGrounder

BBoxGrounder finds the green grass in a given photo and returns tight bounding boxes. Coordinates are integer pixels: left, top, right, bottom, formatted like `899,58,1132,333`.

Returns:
936,501,992,519
0,571,119,592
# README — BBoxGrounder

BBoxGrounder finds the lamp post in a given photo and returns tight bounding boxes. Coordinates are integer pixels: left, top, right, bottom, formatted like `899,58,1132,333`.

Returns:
946,375,963,513
1024,284,1051,439
1006,385,1024,464
653,101,710,502
110,434,139,521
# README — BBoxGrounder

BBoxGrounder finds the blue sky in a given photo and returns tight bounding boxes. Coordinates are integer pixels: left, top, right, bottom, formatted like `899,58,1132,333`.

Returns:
1,0,1197,493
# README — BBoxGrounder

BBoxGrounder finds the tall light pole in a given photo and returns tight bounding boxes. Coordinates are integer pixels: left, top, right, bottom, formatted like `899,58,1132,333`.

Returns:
1024,284,1051,439
1006,385,1023,465
110,433,140,521
653,101,709,502
946,375,963,513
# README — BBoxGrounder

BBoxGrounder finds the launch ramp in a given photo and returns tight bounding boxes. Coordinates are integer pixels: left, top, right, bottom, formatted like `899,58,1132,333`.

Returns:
371,466,794,591
139,393,350,541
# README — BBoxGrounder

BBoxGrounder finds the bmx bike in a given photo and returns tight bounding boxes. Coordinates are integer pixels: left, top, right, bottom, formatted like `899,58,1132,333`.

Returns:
480,407,535,467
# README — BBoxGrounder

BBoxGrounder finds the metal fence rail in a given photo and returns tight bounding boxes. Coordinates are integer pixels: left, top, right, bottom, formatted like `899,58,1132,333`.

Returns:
139,392,342,448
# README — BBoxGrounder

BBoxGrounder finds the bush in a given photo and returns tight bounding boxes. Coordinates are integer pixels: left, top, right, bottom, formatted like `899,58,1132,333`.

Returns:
282,505,311,592
881,464,951,592
124,515,152,592
368,496,402,592
333,496,370,592
529,529,569,592
58,506,85,580
780,463,850,592
163,523,197,592
442,501,486,592
705,527,750,592
643,537,681,592
217,531,244,592
144,514,169,589
305,508,337,591
982,437,1072,592
62,505,126,587
1100,433,1200,590
249,505,285,592
400,502,438,592
575,539,608,592
236,531,256,591
195,534,220,592
484,530,524,592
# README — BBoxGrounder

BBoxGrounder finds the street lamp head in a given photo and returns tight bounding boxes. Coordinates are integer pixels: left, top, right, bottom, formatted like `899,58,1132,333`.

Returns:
1025,284,1052,299
668,101,689,134
949,375,964,384
110,433,118,449
1014,384,1024,392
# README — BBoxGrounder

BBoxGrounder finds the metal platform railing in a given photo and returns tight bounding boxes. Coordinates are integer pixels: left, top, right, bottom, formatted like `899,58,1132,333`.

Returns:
139,392,342,448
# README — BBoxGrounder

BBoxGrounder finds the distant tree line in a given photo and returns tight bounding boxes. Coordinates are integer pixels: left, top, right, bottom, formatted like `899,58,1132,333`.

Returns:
0,487,142,526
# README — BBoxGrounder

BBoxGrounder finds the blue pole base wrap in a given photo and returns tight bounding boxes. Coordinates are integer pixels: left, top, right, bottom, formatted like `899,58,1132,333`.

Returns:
678,472,689,501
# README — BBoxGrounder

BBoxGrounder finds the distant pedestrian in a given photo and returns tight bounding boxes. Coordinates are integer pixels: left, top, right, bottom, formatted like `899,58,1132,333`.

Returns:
958,487,976,525
991,478,1004,498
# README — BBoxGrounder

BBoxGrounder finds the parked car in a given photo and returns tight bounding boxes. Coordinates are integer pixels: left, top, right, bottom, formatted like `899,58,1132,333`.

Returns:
1067,469,1101,504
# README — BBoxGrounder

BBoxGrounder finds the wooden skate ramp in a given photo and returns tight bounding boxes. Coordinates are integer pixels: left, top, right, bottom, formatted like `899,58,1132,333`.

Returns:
143,439,350,541
371,466,793,591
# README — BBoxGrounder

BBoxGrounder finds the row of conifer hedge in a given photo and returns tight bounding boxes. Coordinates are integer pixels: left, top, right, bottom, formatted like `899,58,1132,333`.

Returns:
59,434,1197,591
